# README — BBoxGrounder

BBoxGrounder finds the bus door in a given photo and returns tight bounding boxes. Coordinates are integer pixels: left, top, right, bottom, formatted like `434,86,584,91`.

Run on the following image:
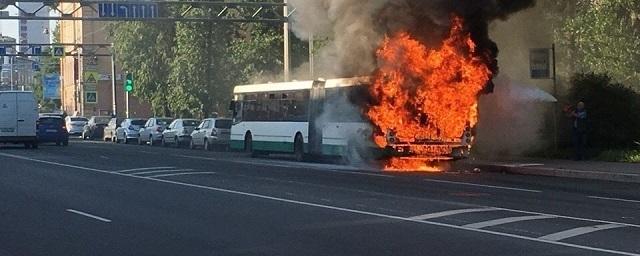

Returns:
308,80,326,155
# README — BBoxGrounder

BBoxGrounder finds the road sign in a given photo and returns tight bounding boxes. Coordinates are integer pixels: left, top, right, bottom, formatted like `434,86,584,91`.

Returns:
85,91,97,104
32,46,41,55
32,62,40,71
530,48,550,79
43,74,61,100
52,47,64,57
84,71,99,84
98,3,158,18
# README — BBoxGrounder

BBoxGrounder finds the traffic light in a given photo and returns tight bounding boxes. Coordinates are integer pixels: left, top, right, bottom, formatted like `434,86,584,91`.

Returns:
124,73,134,92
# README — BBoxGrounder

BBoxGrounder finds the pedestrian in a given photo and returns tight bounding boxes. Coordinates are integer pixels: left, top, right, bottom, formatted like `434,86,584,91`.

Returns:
569,101,588,160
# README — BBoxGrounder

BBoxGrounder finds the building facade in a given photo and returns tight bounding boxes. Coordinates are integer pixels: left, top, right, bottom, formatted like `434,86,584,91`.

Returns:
58,3,151,118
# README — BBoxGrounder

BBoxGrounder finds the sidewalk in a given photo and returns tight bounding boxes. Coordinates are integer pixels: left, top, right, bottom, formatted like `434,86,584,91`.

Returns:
461,157,640,183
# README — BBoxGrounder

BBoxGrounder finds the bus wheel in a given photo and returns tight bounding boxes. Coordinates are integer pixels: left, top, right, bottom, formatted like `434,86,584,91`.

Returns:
294,134,305,162
245,133,253,153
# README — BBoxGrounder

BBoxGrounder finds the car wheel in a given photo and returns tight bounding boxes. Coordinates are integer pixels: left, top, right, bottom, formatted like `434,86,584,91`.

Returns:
161,138,167,147
204,139,211,151
125,138,130,144
24,142,31,149
137,137,143,145
189,139,196,150
56,141,61,146
149,136,155,146
174,136,180,148
31,142,38,149
63,140,69,146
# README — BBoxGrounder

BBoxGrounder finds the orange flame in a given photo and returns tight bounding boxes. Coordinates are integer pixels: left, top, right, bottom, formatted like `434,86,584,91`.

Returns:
368,16,492,171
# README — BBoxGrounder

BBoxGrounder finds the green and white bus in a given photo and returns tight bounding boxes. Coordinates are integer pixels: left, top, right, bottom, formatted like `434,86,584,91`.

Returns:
229,77,373,161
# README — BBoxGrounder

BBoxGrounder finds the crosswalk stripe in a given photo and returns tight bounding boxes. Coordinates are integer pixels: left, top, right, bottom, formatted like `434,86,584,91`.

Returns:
464,215,556,229
409,208,498,220
132,169,194,176
539,224,626,241
147,172,217,178
116,167,175,173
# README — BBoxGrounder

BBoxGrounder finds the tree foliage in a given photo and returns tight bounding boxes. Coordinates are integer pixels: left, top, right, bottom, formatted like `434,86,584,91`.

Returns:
550,0,640,88
109,3,309,118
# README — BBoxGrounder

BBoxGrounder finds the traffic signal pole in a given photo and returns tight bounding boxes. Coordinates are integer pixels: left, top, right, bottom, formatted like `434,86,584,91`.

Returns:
111,46,117,117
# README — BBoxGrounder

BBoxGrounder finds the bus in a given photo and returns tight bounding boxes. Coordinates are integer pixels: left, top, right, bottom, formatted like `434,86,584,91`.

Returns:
229,77,374,161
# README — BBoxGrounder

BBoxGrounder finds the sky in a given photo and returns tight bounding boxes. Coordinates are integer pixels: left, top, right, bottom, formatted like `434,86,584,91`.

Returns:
0,6,56,41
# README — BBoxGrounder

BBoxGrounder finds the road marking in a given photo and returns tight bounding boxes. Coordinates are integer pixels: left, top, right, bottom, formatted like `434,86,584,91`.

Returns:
147,172,217,178
464,215,557,229
132,169,194,175
588,196,640,204
423,178,542,193
115,167,175,173
2,153,640,256
174,154,393,178
409,208,499,220
539,224,626,241
66,209,112,223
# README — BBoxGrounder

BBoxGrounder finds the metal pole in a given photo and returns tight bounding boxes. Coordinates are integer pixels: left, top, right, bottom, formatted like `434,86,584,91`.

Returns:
283,0,290,82
10,56,14,90
551,44,558,151
309,32,314,79
125,91,130,118
77,48,83,116
111,45,117,117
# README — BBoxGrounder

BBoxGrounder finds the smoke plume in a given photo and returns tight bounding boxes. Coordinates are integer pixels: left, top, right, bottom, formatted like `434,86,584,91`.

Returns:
289,0,536,79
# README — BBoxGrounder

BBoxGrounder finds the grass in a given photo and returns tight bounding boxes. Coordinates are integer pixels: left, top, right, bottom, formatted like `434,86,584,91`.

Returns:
594,150,640,163
526,147,640,163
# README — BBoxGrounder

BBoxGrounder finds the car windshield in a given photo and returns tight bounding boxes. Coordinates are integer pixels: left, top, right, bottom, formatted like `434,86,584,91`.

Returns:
156,119,173,125
215,119,232,129
131,120,147,126
39,117,62,125
70,117,88,122
183,120,200,127
94,117,111,124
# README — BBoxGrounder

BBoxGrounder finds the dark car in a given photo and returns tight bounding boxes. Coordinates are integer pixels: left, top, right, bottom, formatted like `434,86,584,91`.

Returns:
37,116,69,146
82,116,112,140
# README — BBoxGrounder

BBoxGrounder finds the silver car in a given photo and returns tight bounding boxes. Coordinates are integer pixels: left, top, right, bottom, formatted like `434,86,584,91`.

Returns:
115,118,147,144
65,116,88,135
161,119,199,147
189,118,232,150
138,117,173,146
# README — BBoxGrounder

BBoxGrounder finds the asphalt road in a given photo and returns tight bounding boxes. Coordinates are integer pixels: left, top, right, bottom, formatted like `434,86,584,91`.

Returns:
1,139,639,256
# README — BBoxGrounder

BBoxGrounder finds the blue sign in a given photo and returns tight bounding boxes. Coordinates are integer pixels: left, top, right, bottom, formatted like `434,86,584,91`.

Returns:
0,46,5,55
32,46,42,55
43,73,60,100
32,62,40,71
98,3,158,18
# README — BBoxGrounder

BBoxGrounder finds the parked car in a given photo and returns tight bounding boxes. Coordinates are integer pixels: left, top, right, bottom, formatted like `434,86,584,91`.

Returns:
115,118,147,144
0,91,38,148
162,119,200,147
82,116,111,140
103,117,125,142
138,117,173,146
36,116,69,146
65,116,88,135
190,118,232,150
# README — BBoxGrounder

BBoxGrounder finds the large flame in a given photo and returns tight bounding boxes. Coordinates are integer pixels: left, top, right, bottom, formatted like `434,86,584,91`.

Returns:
368,17,492,171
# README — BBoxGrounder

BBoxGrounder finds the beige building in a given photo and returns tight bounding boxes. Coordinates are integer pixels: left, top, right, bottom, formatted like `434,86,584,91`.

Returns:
58,3,151,118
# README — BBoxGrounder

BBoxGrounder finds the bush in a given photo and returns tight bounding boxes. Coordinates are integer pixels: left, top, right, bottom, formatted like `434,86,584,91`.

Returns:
568,73,640,149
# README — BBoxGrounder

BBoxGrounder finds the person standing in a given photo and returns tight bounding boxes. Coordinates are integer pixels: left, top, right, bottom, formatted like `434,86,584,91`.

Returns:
570,101,588,160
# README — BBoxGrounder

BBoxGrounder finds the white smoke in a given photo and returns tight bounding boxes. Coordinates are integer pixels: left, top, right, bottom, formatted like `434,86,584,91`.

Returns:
475,75,556,157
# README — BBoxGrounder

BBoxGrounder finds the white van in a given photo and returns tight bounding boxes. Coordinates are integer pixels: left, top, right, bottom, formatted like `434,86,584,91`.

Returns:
0,91,39,148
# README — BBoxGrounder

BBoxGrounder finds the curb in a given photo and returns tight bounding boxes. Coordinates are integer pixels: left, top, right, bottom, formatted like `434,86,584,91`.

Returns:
470,163,640,184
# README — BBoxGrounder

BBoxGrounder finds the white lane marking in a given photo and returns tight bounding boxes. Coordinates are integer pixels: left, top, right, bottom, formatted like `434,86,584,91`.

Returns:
115,167,175,173
132,169,194,175
2,153,640,256
409,208,499,220
174,154,393,178
588,196,640,204
147,172,217,178
539,224,626,241
423,178,542,193
464,215,557,229
66,209,112,223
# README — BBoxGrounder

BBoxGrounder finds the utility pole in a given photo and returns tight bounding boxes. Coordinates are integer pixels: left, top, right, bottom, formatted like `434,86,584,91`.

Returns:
10,56,14,90
309,32,314,79
283,0,290,82
111,44,117,117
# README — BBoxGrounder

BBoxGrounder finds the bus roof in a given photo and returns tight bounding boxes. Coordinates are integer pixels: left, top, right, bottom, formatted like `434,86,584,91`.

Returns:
233,77,371,94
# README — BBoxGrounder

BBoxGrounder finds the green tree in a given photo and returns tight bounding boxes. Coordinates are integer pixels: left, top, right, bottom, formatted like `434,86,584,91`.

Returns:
550,0,640,88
